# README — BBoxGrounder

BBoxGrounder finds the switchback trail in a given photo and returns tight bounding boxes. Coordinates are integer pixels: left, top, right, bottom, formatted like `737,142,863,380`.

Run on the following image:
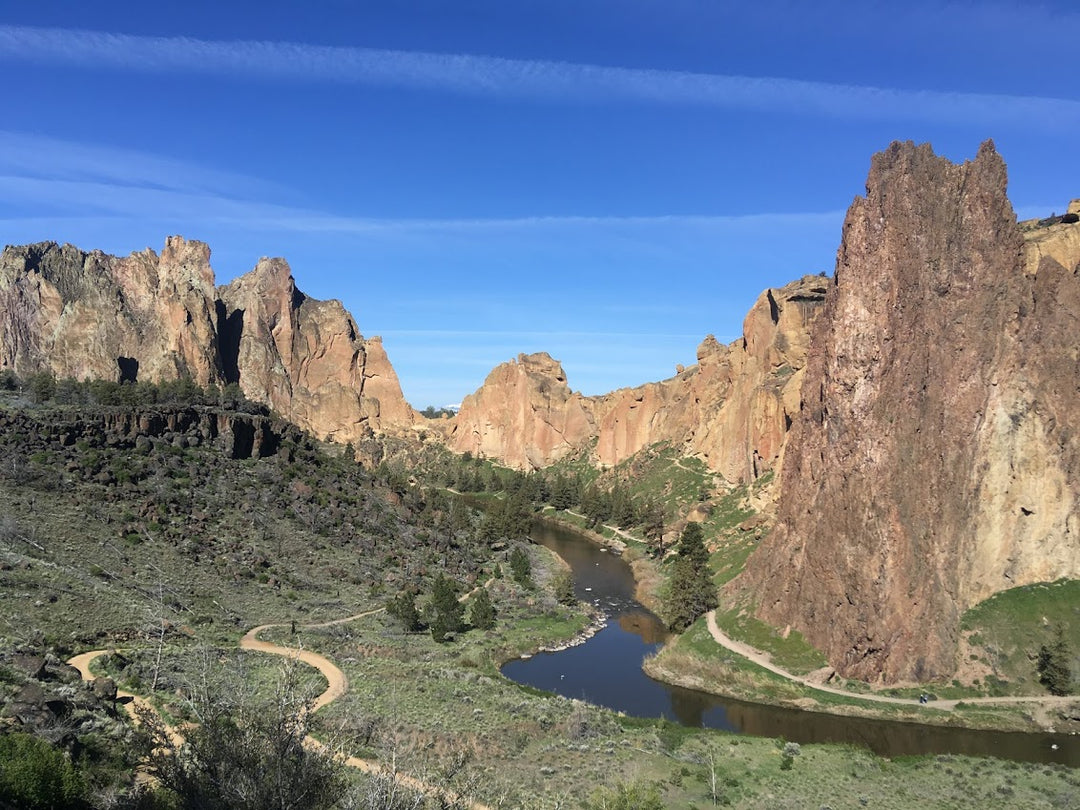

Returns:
705,610,1080,713
71,609,492,810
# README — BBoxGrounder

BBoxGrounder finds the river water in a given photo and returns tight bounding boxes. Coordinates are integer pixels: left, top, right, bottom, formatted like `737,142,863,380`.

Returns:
501,519,1080,765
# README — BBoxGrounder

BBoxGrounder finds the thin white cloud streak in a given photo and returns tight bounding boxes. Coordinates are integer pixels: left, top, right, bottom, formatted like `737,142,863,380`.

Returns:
0,174,843,235
0,25,1078,128
0,131,282,198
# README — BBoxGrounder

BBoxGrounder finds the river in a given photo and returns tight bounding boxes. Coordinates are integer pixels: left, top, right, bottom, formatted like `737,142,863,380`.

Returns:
501,518,1080,766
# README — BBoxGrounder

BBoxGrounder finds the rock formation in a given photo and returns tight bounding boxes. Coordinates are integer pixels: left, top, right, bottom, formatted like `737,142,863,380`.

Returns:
217,257,414,443
593,275,826,483
447,276,826,481
0,237,415,443
449,352,596,469
733,141,1080,683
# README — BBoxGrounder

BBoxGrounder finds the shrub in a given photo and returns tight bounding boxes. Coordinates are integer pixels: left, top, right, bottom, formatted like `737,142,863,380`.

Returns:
509,547,532,587
0,369,20,390
0,732,88,809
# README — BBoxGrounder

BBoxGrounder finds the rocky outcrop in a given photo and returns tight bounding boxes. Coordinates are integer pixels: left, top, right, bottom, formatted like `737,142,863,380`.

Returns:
0,237,221,385
447,276,826,480
0,403,304,461
217,257,414,443
734,141,1080,683
448,352,596,469
593,275,826,482
0,238,415,443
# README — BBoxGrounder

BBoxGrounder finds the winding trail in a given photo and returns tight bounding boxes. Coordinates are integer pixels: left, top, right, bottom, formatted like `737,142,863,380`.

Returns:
70,608,491,810
238,608,385,712
705,610,1080,713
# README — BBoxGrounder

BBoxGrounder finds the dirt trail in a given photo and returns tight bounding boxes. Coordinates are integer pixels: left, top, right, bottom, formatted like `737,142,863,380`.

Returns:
705,610,1080,714
238,608,384,711
70,609,491,810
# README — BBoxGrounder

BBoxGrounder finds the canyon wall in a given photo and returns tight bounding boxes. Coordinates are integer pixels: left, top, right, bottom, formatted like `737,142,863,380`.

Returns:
447,275,826,483
733,141,1080,683
0,237,415,443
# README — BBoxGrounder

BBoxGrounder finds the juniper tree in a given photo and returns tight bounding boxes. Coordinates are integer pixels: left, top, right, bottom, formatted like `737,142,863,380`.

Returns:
468,586,496,630
553,570,576,606
429,573,464,642
1037,625,1074,696
509,546,532,587
663,521,718,632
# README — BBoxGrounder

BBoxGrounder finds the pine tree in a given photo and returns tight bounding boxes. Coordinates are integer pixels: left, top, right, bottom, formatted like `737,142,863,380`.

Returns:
468,586,496,630
429,573,464,642
663,522,718,632
642,499,666,556
1037,625,1073,696
677,521,709,567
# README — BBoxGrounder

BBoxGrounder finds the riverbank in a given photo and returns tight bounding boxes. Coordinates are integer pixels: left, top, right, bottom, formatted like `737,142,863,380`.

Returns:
535,509,665,613
534,510,1080,737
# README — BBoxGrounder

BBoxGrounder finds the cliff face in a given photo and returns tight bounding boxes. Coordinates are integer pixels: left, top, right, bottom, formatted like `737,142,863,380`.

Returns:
593,276,826,483
0,237,415,443
448,276,825,479
0,237,221,386
448,352,596,469
734,141,1080,683
217,258,414,443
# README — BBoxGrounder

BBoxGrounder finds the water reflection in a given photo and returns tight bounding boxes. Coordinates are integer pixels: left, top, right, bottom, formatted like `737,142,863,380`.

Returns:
501,518,1080,766
617,609,669,644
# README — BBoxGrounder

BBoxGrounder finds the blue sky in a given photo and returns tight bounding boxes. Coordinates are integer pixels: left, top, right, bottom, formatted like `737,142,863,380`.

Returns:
1,1,1077,408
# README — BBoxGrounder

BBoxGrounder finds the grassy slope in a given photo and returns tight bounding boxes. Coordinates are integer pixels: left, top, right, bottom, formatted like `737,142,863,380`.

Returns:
959,579,1080,696
5,402,1079,807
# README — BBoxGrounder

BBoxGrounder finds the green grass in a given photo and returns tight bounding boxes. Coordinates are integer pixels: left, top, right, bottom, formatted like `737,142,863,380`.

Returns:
713,605,828,675
959,579,1080,696
610,441,717,521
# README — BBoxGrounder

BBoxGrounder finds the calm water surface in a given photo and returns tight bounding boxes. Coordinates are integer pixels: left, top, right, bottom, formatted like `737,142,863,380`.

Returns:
501,519,1080,766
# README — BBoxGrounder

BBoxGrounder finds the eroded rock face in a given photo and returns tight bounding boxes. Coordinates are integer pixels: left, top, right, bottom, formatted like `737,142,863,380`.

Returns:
448,277,826,479
734,141,1080,683
0,237,220,385
448,352,596,469
216,257,414,443
0,238,415,443
594,276,826,483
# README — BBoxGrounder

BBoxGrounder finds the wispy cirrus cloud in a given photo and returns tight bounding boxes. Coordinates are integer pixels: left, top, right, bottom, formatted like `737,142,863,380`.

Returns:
0,24,1078,129
0,131,844,235
0,131,282,198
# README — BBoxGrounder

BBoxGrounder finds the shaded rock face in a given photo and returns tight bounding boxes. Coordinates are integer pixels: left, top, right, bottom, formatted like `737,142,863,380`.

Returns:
448,277,825,479
217,258,414,443
0,238,415,443
0,405,300,461
735,141,1080,683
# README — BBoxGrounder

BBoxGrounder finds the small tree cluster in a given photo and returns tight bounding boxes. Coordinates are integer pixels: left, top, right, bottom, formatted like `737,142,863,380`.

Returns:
478,492,533,541
0,732,88,810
